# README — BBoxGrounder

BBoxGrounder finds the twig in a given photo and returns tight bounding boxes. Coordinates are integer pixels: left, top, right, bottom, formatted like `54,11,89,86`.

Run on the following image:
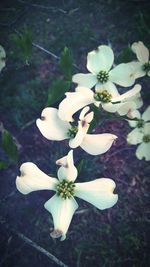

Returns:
17,0,67,13
13,29,80,70
0,216,69,267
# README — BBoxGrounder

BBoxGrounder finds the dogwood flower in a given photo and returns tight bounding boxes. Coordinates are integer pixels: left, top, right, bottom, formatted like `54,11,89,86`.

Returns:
72,45,136,92
127,123,150,161
127,105,150,129
0,45,6,72
58,84,142,122
36,106,117,155
16,150,118,240
129,41,150,78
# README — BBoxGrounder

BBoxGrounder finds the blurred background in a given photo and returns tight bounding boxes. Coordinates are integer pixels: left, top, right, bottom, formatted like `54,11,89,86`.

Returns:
0,0,150,266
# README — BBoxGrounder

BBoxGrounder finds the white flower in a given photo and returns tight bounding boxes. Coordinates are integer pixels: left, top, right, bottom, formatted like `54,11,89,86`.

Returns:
0,45,6,72
72,45,136,92
127,122,150,161
129,41,150,78
36,106,117,155
127,105,150,128
58,84,142,121
16,150,118,241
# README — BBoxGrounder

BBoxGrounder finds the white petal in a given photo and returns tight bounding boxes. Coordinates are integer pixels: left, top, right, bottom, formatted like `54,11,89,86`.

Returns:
127,119,138,128
133,93,143,109
127,128,143,145
87,45,114,73
80,133,117,155
127,109,141,119
95,81,120,97
102,102,124,113
112,84,141,103
117,101,137,116
142,106,150,122
72,73,97,88
75,178,118,210
143,122,150,135
109,63,136,87
79,106,94,123
36,108,70,140
136,142,150,161
44,195,78,241
127,61,145,78
56,150,78,182
58,89,94,122
0,45,6,72
131,41,149,63
69,121,89,148
16,162,58,195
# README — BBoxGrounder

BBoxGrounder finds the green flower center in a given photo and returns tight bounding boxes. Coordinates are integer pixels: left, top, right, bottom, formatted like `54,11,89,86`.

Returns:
56,179,75,199
94,89,112,103
136,119,145,128
143,134,150,143
97,70,109,83
67,126,78,138
143,61,150,73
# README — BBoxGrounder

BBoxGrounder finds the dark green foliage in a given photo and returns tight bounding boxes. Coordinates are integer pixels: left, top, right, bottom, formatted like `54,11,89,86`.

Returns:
0,161,9,169
10,27,32,64
116,46,134,64
60,47,73,81
1,130,18,163
47,79,71,106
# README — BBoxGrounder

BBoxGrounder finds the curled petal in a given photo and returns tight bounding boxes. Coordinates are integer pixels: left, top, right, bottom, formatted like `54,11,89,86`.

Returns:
16,162,58,195
142,106,150,122
75,178,118,210
127,61,145,78
136,142,150,161
87,45,114,73
109,63,136,87
72,73,97,88
69,121,89,149
44,195,78,241
79,106,94,123
131,41,149,63
127,128,143,145
112,84,141,103
58,89,94,122
80,133,117,155
56,150,78,182
36,108,70,140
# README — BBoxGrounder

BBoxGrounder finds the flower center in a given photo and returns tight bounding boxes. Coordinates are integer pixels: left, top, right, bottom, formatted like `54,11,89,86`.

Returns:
136,119,145,128
143,61,150,73
143,134,150,143
56,179,75,199
97,70,109,83
94,89,112,103
67,126,78,138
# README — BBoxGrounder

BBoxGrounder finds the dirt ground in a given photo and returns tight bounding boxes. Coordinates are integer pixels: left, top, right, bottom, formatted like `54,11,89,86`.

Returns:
0,0,150,266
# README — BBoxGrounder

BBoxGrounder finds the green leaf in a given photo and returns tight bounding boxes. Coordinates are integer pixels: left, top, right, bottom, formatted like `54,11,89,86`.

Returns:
60,47,73,80
0,161,9,169
10,27,32,63
88,104,100,133
47,79,71,106
116,46,133,64
1,130,18,163
76,159,85,174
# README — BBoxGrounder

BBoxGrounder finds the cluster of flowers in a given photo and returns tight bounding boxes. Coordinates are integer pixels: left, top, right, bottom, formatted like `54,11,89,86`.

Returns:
1,41,149,240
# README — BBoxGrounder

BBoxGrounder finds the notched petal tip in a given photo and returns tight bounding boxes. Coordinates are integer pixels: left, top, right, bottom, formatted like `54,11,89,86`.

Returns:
50,229,63,238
